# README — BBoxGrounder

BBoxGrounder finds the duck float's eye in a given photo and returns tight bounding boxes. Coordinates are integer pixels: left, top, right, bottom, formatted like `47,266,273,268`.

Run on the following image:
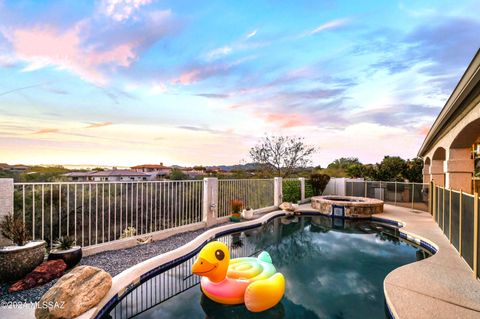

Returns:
215,249,225,261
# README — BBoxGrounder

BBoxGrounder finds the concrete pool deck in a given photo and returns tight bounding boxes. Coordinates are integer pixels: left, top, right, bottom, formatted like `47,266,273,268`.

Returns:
299,202,480,319
378,204,480,319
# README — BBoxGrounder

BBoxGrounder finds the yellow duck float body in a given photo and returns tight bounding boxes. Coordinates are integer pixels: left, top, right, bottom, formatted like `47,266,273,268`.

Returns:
192,241,285,312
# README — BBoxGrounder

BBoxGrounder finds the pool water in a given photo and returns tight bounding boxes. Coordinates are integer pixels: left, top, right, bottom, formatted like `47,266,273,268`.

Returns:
118,215,430,319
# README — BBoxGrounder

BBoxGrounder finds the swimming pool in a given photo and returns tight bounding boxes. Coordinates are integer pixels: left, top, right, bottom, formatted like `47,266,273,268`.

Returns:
107,215,431,319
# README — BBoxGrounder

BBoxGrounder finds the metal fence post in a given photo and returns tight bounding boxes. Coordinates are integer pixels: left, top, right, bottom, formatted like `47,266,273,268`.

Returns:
449,190,453,242
202,178,218,227
394,182,397,205
459,189,463,255
432,183,436,221
428,181,435,219
473,192,478,278
364,181,367,197
0,178,14,245
274,177,283,206
299,178,305,201
412,183,415,209
442,187,445,227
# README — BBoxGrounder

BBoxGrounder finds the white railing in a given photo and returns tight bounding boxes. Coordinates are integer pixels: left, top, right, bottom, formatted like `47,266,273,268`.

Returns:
5,177,432,250
218,179,275,217
13,180,203,248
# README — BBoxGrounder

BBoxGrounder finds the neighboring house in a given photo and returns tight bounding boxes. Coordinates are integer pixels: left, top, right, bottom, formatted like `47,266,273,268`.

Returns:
63,172,91,181
63,169,149,182
181,168,207,179
131,163,171,180
0,163,30,171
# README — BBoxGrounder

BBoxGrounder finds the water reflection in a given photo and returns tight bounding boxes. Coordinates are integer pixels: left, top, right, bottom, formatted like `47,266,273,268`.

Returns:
112,215,430,319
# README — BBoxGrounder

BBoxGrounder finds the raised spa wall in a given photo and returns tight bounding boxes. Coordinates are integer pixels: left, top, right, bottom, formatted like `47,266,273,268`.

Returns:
311,196,384,218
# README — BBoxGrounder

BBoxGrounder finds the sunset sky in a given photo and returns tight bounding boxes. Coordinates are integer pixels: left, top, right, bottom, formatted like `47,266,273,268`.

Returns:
0,0,479,167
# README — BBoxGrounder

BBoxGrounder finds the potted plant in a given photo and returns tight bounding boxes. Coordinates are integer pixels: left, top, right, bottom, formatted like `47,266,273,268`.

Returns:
230,199,243,222
0,213,46,282
48,236,82,269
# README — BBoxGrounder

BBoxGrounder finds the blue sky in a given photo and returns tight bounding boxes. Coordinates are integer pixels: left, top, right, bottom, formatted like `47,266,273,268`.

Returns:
0,0,479,167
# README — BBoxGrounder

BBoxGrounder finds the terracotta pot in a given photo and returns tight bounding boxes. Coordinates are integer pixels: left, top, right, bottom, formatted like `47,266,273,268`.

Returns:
0,240,46,282
48,246,82,269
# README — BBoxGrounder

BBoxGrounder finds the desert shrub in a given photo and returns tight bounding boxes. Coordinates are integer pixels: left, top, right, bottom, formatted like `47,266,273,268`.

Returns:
0,212,29,246
310,173,330,195
282,180,301,203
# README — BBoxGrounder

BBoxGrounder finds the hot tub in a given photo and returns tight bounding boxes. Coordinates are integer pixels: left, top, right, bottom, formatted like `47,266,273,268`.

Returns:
311,195,383,218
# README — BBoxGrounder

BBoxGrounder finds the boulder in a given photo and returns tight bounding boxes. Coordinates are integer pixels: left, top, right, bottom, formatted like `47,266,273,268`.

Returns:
35,266,112,319
279,202,295,212
9,260,67,292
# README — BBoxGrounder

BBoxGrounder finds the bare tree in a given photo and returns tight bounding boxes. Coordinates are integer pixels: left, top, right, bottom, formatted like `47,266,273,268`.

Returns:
249,135,316,177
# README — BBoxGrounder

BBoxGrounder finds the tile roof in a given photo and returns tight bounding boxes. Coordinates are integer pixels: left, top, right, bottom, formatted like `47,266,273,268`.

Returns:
64,170,149,177
131,164,171,169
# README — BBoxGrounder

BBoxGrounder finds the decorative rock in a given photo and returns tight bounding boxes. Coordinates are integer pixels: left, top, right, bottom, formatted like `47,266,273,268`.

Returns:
35,266,112,319
9,260,67,292
136,236,153,245
279,202,295,212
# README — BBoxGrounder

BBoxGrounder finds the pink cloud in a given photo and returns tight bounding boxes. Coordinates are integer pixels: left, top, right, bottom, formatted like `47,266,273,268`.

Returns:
309,18,350,35
85,121,113,128
261,112,310,128
418,125,431,136
9,26,136,85
172,57,252,85
175,69,202,85
33,128,59,134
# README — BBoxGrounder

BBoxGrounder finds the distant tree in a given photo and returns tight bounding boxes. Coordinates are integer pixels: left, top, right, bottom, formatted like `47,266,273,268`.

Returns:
169,168,188,180
317,167,347,178
346,163,365,178
249,136,316,177
19,166,70,182
404,157,423,183
362,164,379,180
327,157,361,170
376,156,407,181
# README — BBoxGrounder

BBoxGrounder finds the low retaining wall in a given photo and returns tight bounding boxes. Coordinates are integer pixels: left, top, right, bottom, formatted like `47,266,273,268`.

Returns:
311,195,384,218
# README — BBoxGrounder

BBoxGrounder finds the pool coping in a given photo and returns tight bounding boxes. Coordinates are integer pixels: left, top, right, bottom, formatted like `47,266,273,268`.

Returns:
77,203,473,319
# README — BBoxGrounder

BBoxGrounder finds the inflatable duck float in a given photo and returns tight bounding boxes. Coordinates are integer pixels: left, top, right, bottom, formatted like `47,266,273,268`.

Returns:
192,241,285,312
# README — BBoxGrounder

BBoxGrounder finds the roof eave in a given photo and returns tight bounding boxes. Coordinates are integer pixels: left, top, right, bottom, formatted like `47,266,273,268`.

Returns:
418,48,480,157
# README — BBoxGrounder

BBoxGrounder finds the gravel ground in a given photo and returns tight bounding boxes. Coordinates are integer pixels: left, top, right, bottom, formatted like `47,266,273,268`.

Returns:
0,223,229,304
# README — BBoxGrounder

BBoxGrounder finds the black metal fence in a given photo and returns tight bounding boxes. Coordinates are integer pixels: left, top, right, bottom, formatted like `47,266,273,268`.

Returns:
345,181,429,212
432,184,479,278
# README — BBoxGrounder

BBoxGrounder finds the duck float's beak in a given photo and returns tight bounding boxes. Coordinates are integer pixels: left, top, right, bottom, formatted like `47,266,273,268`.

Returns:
192,257,217,275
